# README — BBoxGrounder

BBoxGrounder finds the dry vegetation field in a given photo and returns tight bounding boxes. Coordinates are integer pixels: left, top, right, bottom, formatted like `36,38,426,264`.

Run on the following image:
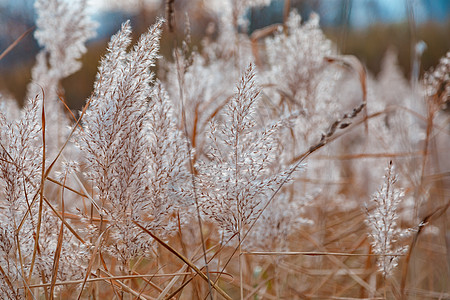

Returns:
0,0,448,299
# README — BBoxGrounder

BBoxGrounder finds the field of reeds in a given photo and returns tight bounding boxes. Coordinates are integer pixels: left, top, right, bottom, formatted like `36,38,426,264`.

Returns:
0,0,448,299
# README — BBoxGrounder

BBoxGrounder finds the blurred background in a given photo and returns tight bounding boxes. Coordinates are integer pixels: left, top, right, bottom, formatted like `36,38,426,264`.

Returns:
0,0,449,109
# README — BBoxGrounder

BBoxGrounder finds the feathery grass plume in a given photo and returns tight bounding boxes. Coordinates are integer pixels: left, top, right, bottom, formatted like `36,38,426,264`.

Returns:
33,0,97,80
412,50,450,219
1,95,88,297
377,49,412,106
29,0,97,156
197,63,295,239
79,19,187,265
166,51,237,155
263,11,344,209
424,51,449,110
265,11,337,125
165,0,258,135
422,51,450,176
365,161,410,277
145,81,192,232
343,54,413,200
198,0,260,78
0,96,42,298
165,4,255,137
375,50,422,148
338,50,427,211
263,11,341,143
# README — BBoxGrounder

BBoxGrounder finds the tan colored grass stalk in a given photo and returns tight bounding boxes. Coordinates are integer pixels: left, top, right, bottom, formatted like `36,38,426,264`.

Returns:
133,221,233,300
28,89,46,285
98,252,121,299
183,235,237,300
174,48,214,299
228,279,278,300
49,173,67,299
51,212,107,224
299,231,378,296
239,234,244,300
155,264,189,300
76,229,107,300
69,165,101,213
400,201,449,299
166,278,194,299
14,228,27,296
243,277,273,300
29,272,195,288
46,177,87,198
57,94,84,133
243,251,405,257
314,151,425,160
0,264,15,296
0,27,34,61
